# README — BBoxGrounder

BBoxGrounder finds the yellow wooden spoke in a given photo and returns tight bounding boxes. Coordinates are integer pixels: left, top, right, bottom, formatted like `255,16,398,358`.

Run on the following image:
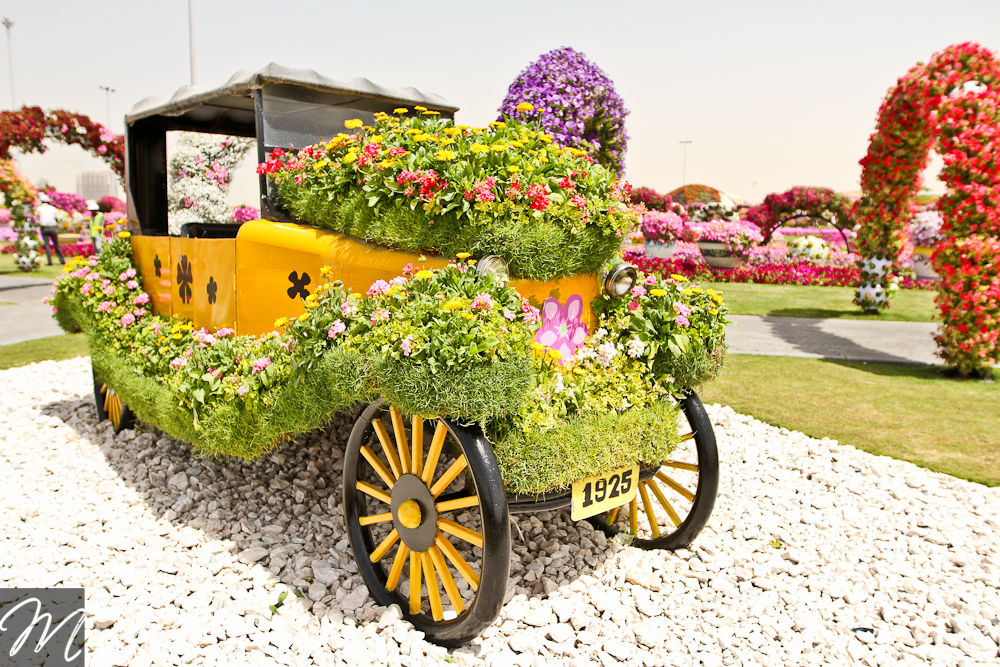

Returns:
429,545,465,614
421,551,444,621
649,478,682,527
662,460,698,472
435,531,479,591
606,506,620,525
360,445,396,489
421,422,449,485
409,549,422,615
411,416,424,476
629,497,638,535
373,418,404,480
370,528,399,562
390,407,412,474
357,481,392,505
638,482,660,538
430,455,468,498
387,543,409,591
359,512,393,526
438,518,483,548
436,495,479,513
656,472,695,502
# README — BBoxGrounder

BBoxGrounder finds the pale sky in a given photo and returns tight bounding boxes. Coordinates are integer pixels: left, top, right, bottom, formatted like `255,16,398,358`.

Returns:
4,0,999,205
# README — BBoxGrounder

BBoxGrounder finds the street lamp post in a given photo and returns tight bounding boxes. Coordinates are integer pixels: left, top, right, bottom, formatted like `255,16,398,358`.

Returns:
99,86,116,127
2,17,14,109
188,0,197,85
679,140,692,186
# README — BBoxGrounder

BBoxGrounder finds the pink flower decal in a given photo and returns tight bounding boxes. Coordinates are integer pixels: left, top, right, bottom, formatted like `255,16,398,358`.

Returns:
533,295,589,362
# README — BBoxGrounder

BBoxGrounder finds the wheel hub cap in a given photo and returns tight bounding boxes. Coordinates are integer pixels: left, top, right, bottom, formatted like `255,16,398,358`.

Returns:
391,473,437,552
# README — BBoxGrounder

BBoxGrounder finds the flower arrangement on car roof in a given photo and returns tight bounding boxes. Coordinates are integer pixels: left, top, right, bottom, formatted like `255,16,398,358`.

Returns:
261,109,639,281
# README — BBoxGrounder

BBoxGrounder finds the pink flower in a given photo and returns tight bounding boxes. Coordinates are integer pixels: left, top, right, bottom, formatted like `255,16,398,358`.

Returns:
170,357,187,369
152,322,162,334
103,284,115,296
628,302,639,311
400,334,414,357
675,315,690,326
341,301,357,317
133,308,147,318
216,327,235,337
643,275,658,286
97,301,113,312
367,280,390,296
389,276,408,287
133,293,150,305
674,302,692,327
119,268,136,280
294,174,304,185
471,293,494,311
97,145,107,155
237,386,248,396
252,357,272,374
631,285,647,298
370,308,391,325
126,280,139,290
85,272,100,281
571,194,587,209
121,313,135,326
328,319,346,338
504,310,516,321
80,283,92,296
521,299,541,324
534,295,590,363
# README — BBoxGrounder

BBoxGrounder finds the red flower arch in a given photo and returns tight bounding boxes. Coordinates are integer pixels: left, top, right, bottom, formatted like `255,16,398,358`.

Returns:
744,186,856,246
855,42,1000,375
0,106,124,176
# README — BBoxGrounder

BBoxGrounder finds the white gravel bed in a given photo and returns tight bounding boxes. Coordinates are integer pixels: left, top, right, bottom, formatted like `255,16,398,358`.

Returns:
1,357,998,667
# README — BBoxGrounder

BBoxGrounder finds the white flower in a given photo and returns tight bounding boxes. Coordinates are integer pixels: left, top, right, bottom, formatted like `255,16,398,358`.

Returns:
596,342,617,367
626,335,645,358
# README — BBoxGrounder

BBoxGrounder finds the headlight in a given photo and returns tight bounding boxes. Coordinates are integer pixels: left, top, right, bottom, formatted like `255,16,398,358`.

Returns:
604,263,637,298
476,254,509,283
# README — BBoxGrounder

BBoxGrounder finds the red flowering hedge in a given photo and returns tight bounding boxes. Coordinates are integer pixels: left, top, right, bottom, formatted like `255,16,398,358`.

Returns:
744,186,855,246
0,106,124,176
855,42,1000,374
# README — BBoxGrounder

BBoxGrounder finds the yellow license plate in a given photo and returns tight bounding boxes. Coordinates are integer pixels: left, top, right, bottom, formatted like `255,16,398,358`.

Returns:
570,464,639,521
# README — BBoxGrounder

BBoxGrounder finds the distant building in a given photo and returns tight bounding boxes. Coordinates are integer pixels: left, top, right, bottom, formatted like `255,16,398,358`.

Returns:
77,171,117,200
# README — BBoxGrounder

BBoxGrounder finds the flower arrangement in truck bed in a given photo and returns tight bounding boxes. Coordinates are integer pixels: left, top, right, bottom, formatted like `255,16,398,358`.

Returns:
262,109,638,281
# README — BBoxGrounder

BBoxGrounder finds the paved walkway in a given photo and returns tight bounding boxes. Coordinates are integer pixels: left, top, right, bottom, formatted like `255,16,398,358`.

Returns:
726,315,941,365
0,276,63,345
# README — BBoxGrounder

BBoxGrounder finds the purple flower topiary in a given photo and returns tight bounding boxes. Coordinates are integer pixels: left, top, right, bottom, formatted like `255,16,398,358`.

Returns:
498,47,630,176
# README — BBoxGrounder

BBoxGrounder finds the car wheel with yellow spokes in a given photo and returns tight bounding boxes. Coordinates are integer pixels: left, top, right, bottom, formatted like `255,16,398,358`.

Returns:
93,370,135,433
344,402,511,647
587,391,719,550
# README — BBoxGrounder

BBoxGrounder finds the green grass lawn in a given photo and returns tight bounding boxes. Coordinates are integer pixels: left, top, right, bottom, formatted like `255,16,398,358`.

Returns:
700,355,1000,486
0,334,89,370
707,282,937,322
0,253,68,280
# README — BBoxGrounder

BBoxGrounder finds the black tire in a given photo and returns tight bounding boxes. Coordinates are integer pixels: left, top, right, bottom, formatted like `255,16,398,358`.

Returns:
587,391,719,550
93,369,135,433
344,402,511,647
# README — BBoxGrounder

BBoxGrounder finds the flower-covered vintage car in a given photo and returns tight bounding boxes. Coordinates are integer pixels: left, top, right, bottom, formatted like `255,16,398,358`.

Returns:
51,65,728,646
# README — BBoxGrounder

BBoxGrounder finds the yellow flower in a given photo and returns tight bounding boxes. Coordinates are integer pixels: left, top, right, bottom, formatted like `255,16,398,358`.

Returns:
172,333,182,339
470,144,489,153
457,125,470,131
418,255,427,261
342,153,357,164
320,266,333,277
516,102,535,113
525,165,534,172
344,119,363,129
117,231,131,238
393,107,408,114
305,301,320,309
650,289,668,297
489,121,507,129
456,252,471,259
436,150,456,161
274,317,290,328
671,274,688,282
507,165,520,173
490,143,507,152
538,134,553,144
312,160,328,171
305,294,318,302
460,312,474,320
298,313,309,322
468,259,477,266
710,309,718,315
443,127,461,136
546,349,562,361
369,135,384,143
438,138,455,146
412,133,433,142
415,270,434,280
414,106,427,112
442,298,465,311
422,110,440,116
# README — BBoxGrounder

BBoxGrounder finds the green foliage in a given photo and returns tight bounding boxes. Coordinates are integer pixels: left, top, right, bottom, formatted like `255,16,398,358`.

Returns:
491,399,682,495
264,112,637,281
